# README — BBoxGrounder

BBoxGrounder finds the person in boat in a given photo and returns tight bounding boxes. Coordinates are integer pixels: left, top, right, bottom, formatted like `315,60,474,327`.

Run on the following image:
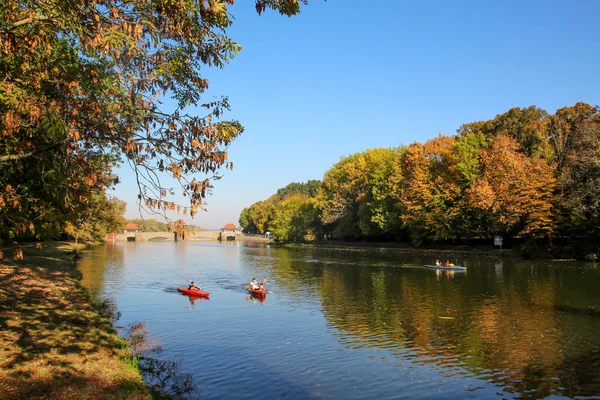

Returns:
258,282,265,291
444,260,450,267
435,259,442,267
250,278,259,290
188,280,202,291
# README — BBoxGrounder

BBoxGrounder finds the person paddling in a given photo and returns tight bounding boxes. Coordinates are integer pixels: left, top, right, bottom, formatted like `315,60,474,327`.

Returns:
250,278,259,290
188,280,202,291
444,260,450,267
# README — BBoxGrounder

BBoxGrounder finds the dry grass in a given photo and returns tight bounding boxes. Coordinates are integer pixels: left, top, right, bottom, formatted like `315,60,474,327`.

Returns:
0,242,151,400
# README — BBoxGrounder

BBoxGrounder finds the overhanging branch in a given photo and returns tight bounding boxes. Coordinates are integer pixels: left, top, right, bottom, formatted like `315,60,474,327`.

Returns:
3,14,52,32
0,140,66,163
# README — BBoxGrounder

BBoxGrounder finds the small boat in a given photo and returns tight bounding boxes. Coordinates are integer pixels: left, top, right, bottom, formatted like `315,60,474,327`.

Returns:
424,265,467,271
248,288,266,297
177,287,210,297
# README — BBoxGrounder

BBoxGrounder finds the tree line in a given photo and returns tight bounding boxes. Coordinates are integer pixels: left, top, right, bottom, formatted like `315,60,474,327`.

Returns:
239,103,600,260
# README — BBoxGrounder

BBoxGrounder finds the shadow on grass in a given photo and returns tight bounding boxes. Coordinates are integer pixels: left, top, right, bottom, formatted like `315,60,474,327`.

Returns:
0,243,150,399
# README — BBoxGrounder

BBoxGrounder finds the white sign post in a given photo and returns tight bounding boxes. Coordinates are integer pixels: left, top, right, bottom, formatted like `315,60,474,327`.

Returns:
494,236,503,250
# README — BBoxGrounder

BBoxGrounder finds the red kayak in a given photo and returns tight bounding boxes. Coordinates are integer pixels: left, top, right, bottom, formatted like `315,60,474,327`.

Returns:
177,287,210,298
248,288,266,297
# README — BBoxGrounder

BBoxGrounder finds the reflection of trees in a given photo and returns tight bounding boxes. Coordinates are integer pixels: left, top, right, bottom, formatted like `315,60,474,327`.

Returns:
125,322,194,398
270,252,600,397
78,242,125,298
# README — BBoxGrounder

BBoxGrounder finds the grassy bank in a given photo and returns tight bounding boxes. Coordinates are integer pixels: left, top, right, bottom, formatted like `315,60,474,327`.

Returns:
0,242,151,400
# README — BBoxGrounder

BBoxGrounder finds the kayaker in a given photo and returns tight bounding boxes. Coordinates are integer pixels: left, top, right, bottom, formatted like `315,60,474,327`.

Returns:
188,281,202,291
444,260,450,267
250,278,259,290
435,259,441,267
258,282,265,291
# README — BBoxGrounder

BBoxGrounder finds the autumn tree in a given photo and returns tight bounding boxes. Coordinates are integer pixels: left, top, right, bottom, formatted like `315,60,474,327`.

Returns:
467,135,556,238
555,119,600,257
400,136,462,245
547,103,599,171
0,0,310,240
237,102,595,257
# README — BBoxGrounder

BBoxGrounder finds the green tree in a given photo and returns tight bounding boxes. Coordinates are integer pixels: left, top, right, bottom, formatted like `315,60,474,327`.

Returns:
242,198,277,235
125,218,168,232
276,180,322,199
238,207,254,232
103,197,127,234
269,195,317,242
458,106,551,158
317,148,403,239
240,179,322,238
448,131,490,238
64,193,127,243
317,154,361,238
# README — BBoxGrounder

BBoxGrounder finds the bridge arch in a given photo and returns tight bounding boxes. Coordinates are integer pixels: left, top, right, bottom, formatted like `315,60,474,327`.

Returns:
113,230,222,242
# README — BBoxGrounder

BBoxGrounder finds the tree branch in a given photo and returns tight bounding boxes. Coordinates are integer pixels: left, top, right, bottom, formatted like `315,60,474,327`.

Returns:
0,140,66,163
6,15,52,31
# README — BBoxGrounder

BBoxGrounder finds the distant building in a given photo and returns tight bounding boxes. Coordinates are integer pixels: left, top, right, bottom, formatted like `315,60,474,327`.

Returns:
123,223,140,233
123,223,139,242
220,223,238,241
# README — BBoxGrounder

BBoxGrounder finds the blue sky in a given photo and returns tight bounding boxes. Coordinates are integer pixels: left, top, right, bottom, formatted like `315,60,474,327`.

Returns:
113,0,600,229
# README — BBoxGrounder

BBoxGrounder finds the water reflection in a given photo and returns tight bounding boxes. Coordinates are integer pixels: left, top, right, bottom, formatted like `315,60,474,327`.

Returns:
269,250,600,398
79,243,600,399
435,268,464,280
78,241,125,297
184,295,209,307
246,295,267,305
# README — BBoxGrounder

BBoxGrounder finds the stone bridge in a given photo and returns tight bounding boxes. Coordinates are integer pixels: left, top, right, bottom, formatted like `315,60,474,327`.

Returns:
114,230,222,242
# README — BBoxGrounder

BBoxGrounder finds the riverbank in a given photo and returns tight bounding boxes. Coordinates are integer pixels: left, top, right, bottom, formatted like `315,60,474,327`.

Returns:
283,240,521,259
0,242,151,400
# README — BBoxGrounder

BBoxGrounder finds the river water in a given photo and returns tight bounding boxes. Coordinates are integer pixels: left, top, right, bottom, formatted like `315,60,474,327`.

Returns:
77,241,600,399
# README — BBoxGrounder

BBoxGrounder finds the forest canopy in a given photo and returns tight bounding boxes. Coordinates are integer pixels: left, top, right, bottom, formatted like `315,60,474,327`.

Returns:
239,103,600,260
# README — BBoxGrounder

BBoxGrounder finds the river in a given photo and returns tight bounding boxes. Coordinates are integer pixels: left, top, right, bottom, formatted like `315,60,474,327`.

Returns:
77,241,600,399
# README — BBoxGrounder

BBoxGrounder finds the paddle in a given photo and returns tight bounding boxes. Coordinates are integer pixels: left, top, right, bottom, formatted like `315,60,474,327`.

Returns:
246,278,268,287
182,275,203,291
261,279,274,294
246,278,269,293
